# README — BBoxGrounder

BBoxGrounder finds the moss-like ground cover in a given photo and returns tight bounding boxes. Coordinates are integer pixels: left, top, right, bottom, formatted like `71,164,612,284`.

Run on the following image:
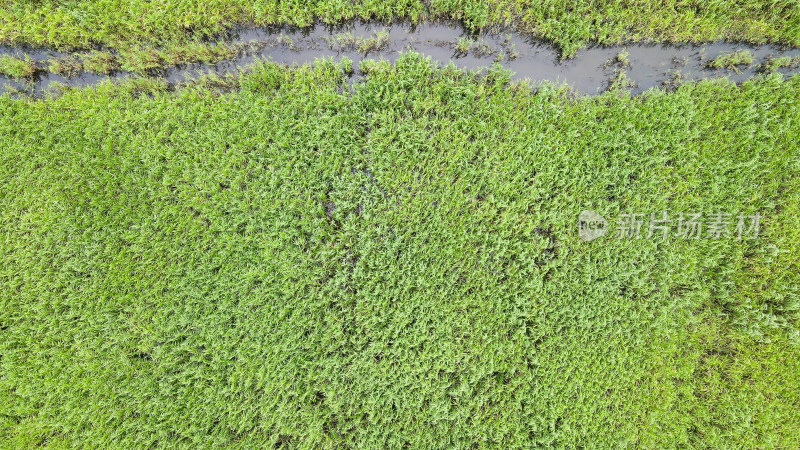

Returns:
1,1,799,58
1,55,799,447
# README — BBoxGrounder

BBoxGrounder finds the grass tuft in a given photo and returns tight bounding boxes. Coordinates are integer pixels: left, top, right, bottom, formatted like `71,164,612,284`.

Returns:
0,55,38,79
706,50,755,72
760,55,800,73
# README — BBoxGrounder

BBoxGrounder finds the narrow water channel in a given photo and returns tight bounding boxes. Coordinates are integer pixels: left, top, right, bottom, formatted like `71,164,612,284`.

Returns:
2,21,799,96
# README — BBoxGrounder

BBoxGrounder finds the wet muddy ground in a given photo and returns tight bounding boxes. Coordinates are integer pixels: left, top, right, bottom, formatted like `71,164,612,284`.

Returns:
2,21,800,97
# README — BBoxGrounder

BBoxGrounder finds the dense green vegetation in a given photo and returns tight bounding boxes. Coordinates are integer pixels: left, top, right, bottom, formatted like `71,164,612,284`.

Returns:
1,54,798,447
1,0,799,57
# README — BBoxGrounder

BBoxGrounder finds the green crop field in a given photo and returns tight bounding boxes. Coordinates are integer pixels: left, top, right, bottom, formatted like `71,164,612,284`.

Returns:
2,0,800,447
1,0,800,57
1,54,799,447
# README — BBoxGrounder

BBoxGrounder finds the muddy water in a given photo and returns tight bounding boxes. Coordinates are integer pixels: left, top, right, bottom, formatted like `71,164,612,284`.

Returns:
2,21,800,96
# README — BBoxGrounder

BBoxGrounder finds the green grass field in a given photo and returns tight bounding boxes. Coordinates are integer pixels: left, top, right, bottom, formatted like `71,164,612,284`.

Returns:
1,55,799,447
1,0,799,57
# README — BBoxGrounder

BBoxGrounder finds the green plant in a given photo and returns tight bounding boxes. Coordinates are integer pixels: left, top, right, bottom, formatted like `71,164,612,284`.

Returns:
608,67,635,90
455,37,473,54
357,29,390,54
760,55,800,73
79,51,120,74
662,69,686,90
48,56,83,78
0,55,38,79
470,38,494,57
706,50,755,72
616,48,630,67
